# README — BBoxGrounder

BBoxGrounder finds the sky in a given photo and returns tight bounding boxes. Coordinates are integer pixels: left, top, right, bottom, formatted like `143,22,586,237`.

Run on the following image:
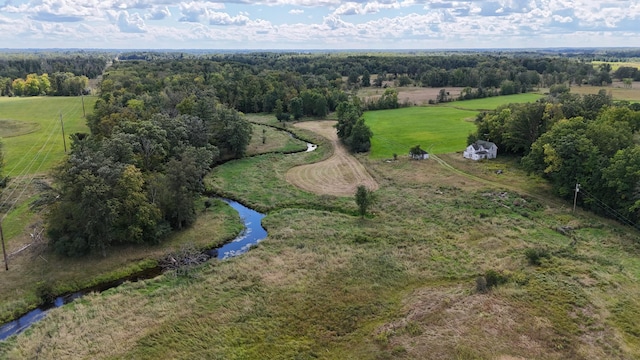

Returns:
0,0,639,50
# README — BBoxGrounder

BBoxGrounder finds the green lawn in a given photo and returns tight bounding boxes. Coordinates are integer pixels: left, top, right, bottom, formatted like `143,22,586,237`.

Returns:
365,106,478,158
0,96,96,177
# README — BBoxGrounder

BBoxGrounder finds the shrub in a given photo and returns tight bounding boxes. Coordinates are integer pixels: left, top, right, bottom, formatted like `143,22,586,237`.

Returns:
35,281,57,304
524,247,551,266
484,269,509,289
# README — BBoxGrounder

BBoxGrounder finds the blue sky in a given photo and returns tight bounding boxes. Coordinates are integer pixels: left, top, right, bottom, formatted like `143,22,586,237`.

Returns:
0,0,639,49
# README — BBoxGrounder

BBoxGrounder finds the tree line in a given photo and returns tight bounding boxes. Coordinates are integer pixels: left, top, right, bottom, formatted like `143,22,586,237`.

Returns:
0,52,108,80
2,72,89,96
469,88,640,225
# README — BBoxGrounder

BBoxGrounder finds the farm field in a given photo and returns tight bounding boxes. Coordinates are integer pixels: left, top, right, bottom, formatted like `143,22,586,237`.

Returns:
0,96,96,177
365,106,478,158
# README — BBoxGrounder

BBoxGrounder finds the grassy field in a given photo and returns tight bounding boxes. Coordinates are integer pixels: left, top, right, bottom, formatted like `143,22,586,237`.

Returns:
365,94,544,159
440,93,544,110
365,106,478,158
3,128,640,359
0,96,96,177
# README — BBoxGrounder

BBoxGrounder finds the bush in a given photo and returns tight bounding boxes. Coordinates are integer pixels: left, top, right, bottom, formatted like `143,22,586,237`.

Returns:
276,112,290,122
484,269,509,289
35,281,57,304
524,247,551,266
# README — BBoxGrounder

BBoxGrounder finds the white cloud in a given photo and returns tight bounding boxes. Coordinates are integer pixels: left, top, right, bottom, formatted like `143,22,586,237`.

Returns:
322,14,352,29
208,11,249,25
552,15,572,23
333,1,401,15
117,10,147,32
179,1,225,22
289,9,304,14
146,6,170,20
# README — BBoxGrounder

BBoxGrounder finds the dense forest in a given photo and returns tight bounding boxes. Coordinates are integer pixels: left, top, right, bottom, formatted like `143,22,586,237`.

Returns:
469,87,640,226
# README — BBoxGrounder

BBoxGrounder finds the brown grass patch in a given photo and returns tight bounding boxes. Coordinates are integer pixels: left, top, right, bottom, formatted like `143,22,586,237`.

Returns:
360,86,465,106
285,121,378,197
374,285,563,360
559,83,640,101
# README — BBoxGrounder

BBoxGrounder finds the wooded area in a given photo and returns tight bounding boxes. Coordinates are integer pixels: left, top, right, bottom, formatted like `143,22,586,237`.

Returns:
470,88,640,226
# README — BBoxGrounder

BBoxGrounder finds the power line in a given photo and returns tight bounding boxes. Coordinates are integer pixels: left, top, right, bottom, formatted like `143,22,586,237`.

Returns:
0,113,62,216
578,187,639,230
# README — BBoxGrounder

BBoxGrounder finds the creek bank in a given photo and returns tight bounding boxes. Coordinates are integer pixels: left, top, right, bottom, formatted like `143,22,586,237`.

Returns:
0,199,267,341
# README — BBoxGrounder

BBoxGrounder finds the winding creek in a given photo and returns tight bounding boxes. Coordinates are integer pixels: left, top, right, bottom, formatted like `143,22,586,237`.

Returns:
0,199,267,341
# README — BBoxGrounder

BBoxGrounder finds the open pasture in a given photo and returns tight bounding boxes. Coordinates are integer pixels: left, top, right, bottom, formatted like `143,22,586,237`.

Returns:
0,96,96,177
365,106,478,158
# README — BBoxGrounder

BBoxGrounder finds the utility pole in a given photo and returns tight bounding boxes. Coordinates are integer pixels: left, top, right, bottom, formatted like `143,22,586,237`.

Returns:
1,220,8,271
573,183,580,212
59,112,67,153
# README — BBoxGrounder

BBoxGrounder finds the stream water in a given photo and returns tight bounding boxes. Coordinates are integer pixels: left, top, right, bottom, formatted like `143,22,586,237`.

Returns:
0,199,267,341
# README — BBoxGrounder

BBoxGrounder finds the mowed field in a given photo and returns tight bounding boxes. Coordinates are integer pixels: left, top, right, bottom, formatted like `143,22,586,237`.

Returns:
286,121,378,196
366,106,477,158
0,96,96,177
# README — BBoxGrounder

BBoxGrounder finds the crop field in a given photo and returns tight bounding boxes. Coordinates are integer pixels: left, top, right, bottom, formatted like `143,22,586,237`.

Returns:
365,106,478,158
0,96,96,177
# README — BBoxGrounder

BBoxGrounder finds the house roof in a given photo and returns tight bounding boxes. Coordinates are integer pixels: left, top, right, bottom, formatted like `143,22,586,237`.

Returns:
475,140,497,149
410,149,428,155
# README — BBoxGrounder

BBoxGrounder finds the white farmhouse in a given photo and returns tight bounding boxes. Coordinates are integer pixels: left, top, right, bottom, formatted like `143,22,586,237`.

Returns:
463,140,498,160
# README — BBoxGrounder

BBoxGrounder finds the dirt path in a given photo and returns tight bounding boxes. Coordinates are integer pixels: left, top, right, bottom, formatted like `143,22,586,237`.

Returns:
285,121,379,197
